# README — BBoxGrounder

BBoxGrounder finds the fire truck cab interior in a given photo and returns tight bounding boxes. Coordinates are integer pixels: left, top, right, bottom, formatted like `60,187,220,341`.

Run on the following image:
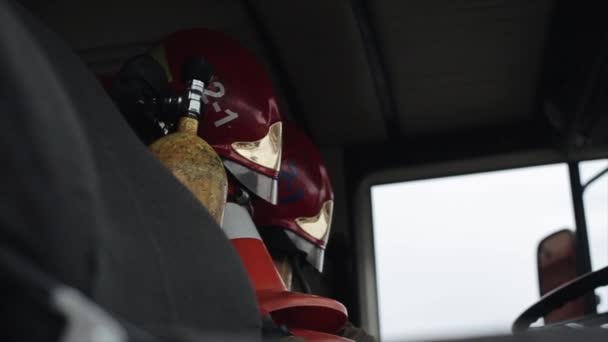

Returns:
3,0,608,341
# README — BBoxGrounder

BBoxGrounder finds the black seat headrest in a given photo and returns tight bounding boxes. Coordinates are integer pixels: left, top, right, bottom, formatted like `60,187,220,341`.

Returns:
0,1,260,339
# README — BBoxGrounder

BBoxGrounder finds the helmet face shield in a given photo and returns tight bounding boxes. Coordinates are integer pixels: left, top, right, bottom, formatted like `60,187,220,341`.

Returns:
231,121,282,172
295,200,333,241
224,159,279,205
284,230,326,273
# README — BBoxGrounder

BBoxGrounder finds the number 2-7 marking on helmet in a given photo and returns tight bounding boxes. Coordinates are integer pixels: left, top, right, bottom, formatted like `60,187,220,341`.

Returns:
203,81,240,127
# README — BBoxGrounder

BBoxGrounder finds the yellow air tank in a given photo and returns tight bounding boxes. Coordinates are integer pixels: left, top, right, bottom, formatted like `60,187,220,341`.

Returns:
149,58,227,226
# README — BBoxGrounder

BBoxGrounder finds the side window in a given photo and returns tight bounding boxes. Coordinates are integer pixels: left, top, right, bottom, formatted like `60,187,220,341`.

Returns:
579,159,608,312
372,164,575,341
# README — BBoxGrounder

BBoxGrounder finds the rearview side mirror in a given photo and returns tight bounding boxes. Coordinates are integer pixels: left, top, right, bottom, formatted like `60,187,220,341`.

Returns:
537,229,585,324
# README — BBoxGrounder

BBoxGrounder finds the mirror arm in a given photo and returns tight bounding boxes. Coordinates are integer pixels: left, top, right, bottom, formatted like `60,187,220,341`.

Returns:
582,166,608,191
568,162,597,314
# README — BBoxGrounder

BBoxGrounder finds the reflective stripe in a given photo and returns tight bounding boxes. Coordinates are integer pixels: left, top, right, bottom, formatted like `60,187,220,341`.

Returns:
223,202,262,240
223,202,287,290
224,159,278,205
285,230,325,273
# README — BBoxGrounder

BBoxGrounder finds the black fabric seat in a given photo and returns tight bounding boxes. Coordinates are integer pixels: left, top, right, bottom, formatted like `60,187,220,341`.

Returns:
0,1,260,339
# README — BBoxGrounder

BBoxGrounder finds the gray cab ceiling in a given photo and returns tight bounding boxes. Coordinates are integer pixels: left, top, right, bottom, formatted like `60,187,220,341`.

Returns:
21,0,554,146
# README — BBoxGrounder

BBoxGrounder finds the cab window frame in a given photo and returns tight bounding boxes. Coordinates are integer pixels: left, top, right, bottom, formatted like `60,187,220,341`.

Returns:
354,150,608,339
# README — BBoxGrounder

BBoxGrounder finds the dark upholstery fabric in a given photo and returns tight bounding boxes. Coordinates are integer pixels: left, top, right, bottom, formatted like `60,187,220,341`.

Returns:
0,1,260,339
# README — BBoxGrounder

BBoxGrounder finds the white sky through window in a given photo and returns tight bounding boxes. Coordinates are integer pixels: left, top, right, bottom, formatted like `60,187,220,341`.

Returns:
580,159,608,312
371,164,576,341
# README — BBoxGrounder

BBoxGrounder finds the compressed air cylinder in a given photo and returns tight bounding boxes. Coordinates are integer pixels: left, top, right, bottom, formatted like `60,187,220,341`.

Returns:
149,117,228,225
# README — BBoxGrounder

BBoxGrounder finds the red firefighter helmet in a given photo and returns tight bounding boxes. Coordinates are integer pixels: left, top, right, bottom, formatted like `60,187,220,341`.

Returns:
252,122,334,272
152,28,282,204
